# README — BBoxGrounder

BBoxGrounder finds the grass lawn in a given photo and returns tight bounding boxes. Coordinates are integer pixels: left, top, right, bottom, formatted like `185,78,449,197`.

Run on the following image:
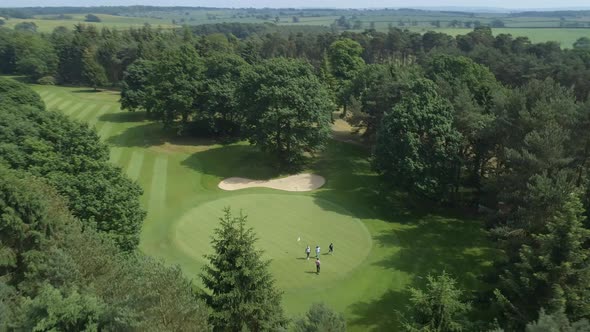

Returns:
2,14,176,32
30,83,498,331
407,27,590,48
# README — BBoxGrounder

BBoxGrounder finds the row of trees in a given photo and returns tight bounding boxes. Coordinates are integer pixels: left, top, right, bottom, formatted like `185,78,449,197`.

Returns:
121,45,334,165
2,23,590,100
0,77,144,250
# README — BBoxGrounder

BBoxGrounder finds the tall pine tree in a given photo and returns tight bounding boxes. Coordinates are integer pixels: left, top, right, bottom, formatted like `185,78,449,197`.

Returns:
495,174,590,329
201,208,287,331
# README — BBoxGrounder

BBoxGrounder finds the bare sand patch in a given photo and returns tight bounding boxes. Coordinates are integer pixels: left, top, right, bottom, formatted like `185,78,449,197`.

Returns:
218,173,325,192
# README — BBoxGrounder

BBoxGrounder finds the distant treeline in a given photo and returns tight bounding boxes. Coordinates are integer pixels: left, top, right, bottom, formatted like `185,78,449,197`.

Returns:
510,10,590,17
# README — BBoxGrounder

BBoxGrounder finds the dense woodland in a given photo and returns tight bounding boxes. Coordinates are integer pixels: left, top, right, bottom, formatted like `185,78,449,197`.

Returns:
1,17,590,331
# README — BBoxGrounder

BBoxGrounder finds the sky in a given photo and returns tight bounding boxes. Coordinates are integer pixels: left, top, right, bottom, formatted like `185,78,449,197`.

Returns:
1,0,590,9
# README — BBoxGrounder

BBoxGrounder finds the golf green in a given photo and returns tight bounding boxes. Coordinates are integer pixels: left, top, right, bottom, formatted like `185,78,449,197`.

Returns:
174,194,372,290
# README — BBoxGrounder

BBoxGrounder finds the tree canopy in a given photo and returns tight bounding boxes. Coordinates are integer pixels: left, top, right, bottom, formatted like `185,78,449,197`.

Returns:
201,208,287,331
240,57,333,165
0,77,145,250
374,78,462,200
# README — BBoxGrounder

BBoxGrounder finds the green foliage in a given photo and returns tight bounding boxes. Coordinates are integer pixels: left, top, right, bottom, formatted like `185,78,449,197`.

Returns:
81,47,108,90
294,303,346,332
374,78,462,200
84,14,101,23
327,38,365,111
14,22,37,33
201,208,287,331
327,38,365,82
18,284,107,331
240,57,333,165
120,59,157,113
0,167,210,331
492,79,579,208
0,77,44,109
426,54,499,109
153,44,203,129
37,76,56,85
573,37,590,50
0,166,71,286
0,29,57,79
495,175,590,329
425,54,503,194
199,52,251,136
526,309,590,332
402,271,471,332
0,77,145,250
348,63,421,138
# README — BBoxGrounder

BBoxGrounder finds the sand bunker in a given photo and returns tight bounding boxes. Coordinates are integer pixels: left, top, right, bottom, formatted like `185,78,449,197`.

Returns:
218,173,325,192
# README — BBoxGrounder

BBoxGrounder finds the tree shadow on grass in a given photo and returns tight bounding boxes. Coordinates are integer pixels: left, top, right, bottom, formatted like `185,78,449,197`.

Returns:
375,215,496,289
72,89,100,93
106,122,169,148
105,121,221,150
181,144,283,180
349,214,498,330
348,289,409,331
99,111,147,123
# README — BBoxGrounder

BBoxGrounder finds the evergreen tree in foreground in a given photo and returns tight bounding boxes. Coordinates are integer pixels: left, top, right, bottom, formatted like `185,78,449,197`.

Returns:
402,271,471,332
201,208,287,331
495,180,590,329
294,303,346,332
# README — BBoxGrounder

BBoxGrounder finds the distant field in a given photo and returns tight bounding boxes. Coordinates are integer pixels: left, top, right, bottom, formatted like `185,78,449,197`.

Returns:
1,8,588,48
1,13,177,32
408,27,590,48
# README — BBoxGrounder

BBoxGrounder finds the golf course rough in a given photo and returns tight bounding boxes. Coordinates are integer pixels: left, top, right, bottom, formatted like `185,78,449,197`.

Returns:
174,194,372,290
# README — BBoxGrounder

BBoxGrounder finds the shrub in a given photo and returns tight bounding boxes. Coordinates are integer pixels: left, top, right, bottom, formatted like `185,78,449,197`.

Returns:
37,76,56,85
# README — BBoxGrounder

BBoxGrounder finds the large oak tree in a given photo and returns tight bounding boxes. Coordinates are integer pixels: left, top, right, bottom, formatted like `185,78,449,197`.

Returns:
240,57,333,165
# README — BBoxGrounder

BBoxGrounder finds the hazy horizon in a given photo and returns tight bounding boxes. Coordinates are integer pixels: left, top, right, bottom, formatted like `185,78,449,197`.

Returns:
1,0,590,10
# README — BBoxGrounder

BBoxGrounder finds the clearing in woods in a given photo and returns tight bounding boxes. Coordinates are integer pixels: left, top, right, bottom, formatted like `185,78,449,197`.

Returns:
32,84,497,331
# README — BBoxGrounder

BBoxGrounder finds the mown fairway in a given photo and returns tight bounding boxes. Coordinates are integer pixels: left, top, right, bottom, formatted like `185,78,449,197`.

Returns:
32,84,497,331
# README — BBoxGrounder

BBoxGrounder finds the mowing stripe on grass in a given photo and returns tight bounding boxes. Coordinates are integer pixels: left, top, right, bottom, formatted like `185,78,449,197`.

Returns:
148,156,168,214
64,102,85,116
110,147,123,165
38,90,50,98
42,94,57,105
45,97,63,109
75,104,98,121
98,122,114,139
126,151,144,181
88,105,111,127
54,100,73,112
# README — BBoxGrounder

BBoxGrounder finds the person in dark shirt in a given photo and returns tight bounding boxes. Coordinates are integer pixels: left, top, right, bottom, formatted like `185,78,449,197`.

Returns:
329,243,334,254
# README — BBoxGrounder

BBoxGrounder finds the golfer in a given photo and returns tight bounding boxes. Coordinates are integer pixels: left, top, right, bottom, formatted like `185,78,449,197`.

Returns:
305,245,311,260
315,245,321,258
329,243,334,254
315,258,321,274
